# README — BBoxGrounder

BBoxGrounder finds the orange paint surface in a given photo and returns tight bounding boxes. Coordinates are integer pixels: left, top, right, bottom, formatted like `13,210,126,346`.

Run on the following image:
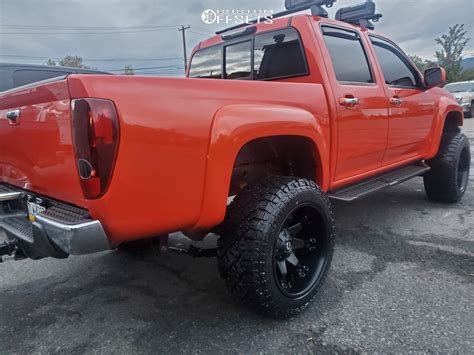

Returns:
0,15,462,242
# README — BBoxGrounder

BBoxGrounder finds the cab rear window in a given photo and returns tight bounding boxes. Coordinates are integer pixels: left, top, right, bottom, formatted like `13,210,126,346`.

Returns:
189,27,308,81
188,46,222,79
225,41,252,79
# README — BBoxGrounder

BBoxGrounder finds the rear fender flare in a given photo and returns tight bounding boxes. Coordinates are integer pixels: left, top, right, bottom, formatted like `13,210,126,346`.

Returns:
193,103,329,229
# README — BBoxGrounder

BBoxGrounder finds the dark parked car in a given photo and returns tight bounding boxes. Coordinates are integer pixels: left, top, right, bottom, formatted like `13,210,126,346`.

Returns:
0,63,109,92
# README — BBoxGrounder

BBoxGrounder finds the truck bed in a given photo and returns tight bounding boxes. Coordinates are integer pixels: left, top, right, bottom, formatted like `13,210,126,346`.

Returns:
0,75,330,242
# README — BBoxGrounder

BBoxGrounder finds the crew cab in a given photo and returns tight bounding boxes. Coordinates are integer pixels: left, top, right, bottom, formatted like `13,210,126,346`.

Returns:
0,0,470,318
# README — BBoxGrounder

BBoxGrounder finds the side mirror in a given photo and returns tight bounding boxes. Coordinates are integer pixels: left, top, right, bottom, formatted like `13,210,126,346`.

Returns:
424,67,446,88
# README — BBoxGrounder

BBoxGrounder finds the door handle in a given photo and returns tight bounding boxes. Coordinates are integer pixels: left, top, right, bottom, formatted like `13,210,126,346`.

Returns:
339,97,360,108
390,97,403,106
6,109,21,126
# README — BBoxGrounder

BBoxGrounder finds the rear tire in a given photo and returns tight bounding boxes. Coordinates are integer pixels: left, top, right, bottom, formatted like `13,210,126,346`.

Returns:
218,176,335,318
424,132,470,203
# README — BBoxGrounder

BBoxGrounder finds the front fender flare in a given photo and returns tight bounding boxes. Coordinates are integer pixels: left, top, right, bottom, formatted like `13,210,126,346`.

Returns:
193,103,329,229
427,97,464,159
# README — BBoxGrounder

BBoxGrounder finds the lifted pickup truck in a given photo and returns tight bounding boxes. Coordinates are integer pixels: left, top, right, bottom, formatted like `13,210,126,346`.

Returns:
0,1,470,318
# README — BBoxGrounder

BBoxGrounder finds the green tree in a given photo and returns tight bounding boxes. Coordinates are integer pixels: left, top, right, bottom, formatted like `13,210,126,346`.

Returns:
123,64,135,75
409,55,436,73
47,55,93,69
58,55,90,68
460,68,474,81
435,24,470,82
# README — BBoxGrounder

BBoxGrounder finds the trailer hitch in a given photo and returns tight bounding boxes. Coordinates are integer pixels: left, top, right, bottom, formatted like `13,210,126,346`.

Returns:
0,239,18,262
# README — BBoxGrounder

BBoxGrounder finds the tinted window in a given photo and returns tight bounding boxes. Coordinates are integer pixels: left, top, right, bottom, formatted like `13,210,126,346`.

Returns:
189,46,222,79
322,27,373,84
254,28,307,80
225,41,252,79
189,28,307,81
370,37,418,87
13,70,69,87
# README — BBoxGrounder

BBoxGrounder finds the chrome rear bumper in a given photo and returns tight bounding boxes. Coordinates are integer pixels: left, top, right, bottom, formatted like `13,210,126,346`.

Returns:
0,184,111,260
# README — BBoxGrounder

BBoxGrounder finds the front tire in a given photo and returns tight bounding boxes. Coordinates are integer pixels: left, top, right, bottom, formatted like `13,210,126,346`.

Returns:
218,177,335,318
424,132,470,203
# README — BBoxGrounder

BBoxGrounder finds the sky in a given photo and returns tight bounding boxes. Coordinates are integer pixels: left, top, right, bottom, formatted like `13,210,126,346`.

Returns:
0,0,473,77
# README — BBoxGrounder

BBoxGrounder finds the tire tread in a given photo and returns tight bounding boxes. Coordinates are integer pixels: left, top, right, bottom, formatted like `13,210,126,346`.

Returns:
424,131,470,203
218,176,335,318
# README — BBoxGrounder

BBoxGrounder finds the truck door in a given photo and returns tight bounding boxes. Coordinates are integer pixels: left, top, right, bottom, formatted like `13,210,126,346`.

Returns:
319,25,389,181
369,36,437,165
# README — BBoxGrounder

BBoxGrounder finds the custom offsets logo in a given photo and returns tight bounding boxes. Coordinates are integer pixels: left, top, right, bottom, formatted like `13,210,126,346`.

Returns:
201,9,274,25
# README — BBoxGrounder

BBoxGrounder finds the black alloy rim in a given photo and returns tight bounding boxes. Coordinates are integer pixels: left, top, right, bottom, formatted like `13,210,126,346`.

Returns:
273,203,329,299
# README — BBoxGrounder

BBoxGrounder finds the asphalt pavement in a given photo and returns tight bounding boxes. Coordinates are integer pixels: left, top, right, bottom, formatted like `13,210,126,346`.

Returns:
1,119,473,354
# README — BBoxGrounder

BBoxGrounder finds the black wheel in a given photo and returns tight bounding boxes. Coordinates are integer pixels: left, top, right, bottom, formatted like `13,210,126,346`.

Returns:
218,176,335,318
424,132,471,203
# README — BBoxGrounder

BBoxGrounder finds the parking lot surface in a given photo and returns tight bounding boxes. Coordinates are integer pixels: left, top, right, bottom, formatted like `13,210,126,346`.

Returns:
1,119,473,354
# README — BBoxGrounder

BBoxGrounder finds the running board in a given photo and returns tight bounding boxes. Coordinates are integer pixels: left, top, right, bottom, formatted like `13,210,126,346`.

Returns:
328,163,430,202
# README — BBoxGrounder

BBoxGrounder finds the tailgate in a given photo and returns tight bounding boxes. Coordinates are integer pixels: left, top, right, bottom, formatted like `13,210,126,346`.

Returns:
0,79,84,206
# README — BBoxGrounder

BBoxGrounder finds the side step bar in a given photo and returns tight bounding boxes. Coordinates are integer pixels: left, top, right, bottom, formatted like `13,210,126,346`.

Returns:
328,163,430,202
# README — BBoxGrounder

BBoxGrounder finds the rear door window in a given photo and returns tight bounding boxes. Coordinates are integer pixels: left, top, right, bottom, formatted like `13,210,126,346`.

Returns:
322,26,373,84
13,70,69,88
189,45,222,79
254,28,308,80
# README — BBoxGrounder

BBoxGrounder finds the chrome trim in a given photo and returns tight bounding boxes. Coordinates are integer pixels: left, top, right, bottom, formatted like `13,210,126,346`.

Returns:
339,97,360,108
34,215,111,255
390,97,403,106
6,109,21,120
0,191,23,201
0,185,111,257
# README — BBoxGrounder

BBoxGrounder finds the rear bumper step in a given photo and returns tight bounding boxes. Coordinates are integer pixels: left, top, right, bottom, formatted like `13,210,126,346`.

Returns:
328,162,431,202
0,184,111,260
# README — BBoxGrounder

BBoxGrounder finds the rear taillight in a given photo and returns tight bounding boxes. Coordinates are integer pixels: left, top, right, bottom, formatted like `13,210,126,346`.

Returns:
71,98,120,199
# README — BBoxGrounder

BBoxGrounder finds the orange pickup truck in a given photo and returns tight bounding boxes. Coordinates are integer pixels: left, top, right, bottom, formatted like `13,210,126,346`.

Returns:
0,1,470,318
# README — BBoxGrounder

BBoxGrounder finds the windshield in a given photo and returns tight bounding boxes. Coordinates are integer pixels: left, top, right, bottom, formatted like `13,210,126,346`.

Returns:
444,83,473,93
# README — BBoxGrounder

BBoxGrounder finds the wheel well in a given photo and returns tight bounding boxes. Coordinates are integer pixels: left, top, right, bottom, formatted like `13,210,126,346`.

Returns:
229,136,321,196
444,111,463,133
